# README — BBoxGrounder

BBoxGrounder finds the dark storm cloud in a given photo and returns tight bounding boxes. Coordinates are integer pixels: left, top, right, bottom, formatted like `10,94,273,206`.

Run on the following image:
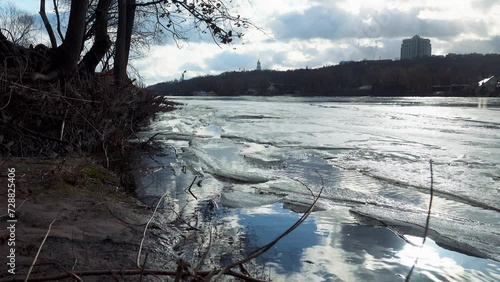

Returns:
270,5,487,41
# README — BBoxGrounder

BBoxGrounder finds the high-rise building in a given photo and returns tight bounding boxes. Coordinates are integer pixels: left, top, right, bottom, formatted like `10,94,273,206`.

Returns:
400,35,431,60
256,59,261,71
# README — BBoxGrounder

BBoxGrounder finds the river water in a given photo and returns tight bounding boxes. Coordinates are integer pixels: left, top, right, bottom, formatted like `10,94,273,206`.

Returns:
135,96,500,281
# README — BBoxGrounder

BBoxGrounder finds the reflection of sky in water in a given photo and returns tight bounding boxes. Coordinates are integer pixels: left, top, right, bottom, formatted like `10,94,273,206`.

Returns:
396,236,500,281
237,204,319,273
231,204,500,282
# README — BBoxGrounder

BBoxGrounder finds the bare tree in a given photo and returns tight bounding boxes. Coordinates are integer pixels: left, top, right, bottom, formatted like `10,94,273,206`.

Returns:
2,0,255,87
0,3,36,47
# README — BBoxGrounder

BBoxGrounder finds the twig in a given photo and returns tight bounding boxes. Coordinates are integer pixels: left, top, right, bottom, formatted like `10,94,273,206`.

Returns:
52,0,64,42
195,225,213,271
25,217,58,282
39,0,57,48
136,193,168,268
144,132,160,146
106,205,148,227
0,198,28,219
185,176,198,199
203,269,218,282
405,160,434,282
0,78,98,102
59,109,68,141
0,88,13,110
21,126,70,145
139,253,149,282
168,206,200,231
2,268,267,282
66,271,82,282
214,173,325,280
103,142,109,169
174,259,184,282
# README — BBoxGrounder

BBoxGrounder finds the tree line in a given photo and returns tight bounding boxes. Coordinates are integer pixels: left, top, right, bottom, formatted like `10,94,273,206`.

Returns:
150,53,500,96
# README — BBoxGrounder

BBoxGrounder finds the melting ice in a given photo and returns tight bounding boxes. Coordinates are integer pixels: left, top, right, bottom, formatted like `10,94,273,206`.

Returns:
137,96,500,281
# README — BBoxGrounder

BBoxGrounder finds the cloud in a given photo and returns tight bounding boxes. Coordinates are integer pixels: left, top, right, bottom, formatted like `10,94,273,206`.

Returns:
446,36,500,54
270,5,488,41
472,0,500,11
203,51,257,72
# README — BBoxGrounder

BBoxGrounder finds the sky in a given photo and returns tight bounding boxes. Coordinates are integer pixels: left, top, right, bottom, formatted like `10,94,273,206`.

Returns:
6,0,500,85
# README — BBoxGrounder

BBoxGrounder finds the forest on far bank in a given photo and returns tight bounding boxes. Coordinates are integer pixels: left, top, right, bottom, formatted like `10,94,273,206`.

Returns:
149,53,500,97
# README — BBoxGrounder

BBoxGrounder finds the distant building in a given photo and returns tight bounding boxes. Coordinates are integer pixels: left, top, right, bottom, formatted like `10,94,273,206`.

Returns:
401,35,431,60
256,59,261,71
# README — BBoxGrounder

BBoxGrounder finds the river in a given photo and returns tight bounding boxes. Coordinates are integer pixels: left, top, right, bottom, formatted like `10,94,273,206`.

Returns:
134,96,500,281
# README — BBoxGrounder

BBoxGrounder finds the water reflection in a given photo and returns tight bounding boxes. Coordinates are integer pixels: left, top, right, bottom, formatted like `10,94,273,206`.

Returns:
396,235,500,281
478,98,489,108
133,147,500,281
135,96,500,281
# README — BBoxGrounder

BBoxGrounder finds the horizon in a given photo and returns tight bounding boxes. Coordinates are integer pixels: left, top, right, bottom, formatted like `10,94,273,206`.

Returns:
153,52,499,85
6,0,500,86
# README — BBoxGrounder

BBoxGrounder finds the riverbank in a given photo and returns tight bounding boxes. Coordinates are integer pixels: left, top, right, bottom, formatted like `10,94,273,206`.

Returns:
0,157,182,281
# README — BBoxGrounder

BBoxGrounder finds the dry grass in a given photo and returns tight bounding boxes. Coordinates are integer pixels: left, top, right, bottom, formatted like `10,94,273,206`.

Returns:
0,67,176,158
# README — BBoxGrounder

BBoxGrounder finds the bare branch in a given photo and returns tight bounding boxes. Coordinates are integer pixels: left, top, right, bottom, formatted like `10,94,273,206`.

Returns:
135,0,165,7
53,0,65,42
39,0,58,48
214,173,325,279
136,192,168,268
405,160,435,282
25,217,59,282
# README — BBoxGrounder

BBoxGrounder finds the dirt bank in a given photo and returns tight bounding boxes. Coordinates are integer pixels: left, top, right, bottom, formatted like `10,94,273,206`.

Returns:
0,157,183,282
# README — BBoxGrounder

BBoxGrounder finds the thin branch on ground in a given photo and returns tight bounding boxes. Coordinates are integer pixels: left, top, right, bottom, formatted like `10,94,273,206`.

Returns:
139,253,149,282
405,160,435,282
107,205,148,227
0,198,28,219
136,192,168,268
25,217,58,282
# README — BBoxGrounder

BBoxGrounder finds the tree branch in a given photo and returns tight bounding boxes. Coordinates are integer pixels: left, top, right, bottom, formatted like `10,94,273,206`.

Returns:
134,0,165,7
214,173,325,279
39,0,57,48
25,217,59,282
405,160,435,282
52,0,65,42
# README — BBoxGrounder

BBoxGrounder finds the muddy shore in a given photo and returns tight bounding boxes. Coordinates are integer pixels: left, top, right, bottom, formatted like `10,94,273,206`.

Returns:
0,157,187,281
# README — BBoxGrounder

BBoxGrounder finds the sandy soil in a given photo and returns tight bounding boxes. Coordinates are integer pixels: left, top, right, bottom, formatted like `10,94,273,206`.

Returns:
0,157,185,281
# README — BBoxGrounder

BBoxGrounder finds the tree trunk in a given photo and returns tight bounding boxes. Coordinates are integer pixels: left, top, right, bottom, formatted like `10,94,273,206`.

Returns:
124,0,136,63
79,0,112,74
33,0,89,81
114,0,127,87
